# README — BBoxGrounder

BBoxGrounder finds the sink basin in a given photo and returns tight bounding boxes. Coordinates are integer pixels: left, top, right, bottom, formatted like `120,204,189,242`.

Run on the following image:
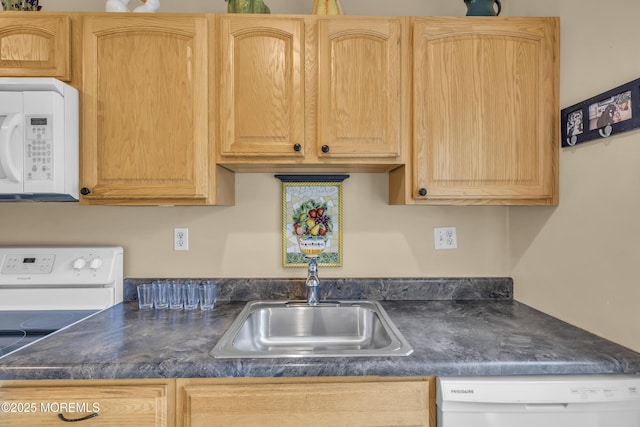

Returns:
211,300,413,358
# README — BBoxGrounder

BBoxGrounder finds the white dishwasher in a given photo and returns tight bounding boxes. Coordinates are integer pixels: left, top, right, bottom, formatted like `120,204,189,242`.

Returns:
437,375,640,427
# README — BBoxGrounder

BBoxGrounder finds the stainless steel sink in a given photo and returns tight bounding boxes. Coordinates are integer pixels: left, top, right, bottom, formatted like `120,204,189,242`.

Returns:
211,300,413,358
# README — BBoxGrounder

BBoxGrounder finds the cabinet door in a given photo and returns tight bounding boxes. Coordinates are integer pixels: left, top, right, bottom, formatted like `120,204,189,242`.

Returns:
0,14,71,80
317,18,404,160
81,15,209,203
0,380,173,427
217,16,304,158
412,17,559,204
178,377,433,427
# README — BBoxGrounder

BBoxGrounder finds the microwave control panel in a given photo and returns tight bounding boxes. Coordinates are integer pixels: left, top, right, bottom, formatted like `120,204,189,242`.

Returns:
25,114,53,182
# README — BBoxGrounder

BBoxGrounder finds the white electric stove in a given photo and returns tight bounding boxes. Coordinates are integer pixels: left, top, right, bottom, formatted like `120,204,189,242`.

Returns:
0,246,123,358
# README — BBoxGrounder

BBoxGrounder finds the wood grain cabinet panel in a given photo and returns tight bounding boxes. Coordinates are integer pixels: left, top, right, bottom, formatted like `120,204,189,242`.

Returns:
0,379,173,427
0,13,71,80
81,15,233,205
317,18,404,160
399,17,559,205
217,15,305,159
177,376,435,427
216,15,408,170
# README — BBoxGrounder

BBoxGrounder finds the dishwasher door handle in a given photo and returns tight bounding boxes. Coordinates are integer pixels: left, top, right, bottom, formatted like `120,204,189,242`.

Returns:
525,403,569,411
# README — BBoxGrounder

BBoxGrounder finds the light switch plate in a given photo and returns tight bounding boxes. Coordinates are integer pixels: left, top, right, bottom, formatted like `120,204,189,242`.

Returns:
434,226,457,250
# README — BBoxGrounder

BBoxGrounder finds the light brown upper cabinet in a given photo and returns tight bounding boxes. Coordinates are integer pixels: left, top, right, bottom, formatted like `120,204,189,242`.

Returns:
81,14,233,206
0,13,71,80
315,18,405,161
216,15,408,171
217,15,305,160
391,17,559,205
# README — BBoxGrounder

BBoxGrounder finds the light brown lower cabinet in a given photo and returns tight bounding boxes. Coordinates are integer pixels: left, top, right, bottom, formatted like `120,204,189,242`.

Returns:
0,379,174,427
0,376,435,426
177,376,435,427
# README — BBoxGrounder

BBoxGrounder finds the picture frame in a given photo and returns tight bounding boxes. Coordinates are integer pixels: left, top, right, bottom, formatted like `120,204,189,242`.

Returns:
561,77,640,147
276,175,348,268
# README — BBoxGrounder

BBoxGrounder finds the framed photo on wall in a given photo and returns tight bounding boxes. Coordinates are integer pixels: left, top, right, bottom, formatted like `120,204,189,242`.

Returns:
276,175,348,268
561,77,640,147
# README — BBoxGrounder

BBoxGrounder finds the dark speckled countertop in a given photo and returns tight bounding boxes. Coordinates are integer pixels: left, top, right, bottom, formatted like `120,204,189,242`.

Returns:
1,278,639,380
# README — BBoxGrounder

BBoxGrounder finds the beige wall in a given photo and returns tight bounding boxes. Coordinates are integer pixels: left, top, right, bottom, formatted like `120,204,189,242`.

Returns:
509,0,640,352
0,174,509,278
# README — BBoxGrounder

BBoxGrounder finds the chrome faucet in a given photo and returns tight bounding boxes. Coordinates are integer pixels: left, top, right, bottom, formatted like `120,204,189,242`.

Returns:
305,257,320,305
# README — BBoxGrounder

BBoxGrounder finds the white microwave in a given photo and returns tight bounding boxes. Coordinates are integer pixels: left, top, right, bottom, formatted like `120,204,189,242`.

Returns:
0,78,79,201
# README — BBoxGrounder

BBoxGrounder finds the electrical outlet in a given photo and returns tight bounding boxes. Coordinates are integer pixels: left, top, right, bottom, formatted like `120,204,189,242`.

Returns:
434,226,457,250
174,228,189,251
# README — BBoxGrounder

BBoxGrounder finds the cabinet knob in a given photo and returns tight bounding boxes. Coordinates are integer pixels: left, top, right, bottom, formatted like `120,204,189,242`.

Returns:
80,187,91,196
293,143,302,152
321,145,330,153
418,188,427,197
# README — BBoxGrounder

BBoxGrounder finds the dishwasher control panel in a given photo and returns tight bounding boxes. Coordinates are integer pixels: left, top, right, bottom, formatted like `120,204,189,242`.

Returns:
438,375,640,403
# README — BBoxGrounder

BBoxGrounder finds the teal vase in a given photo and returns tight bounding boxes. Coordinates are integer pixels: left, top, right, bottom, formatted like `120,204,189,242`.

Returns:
464,0,502,16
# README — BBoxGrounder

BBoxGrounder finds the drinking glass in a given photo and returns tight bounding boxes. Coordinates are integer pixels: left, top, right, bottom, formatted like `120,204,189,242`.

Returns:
152,280,169,309
168,280,183,310
137,284,153,310
182,280,200,311
199,281,218,311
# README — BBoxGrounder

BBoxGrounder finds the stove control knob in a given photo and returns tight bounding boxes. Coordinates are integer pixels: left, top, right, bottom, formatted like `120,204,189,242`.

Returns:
72,258,87,270
89,258,103,270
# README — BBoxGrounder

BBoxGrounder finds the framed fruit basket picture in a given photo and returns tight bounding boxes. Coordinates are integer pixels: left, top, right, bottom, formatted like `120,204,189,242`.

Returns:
276,175,348,268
